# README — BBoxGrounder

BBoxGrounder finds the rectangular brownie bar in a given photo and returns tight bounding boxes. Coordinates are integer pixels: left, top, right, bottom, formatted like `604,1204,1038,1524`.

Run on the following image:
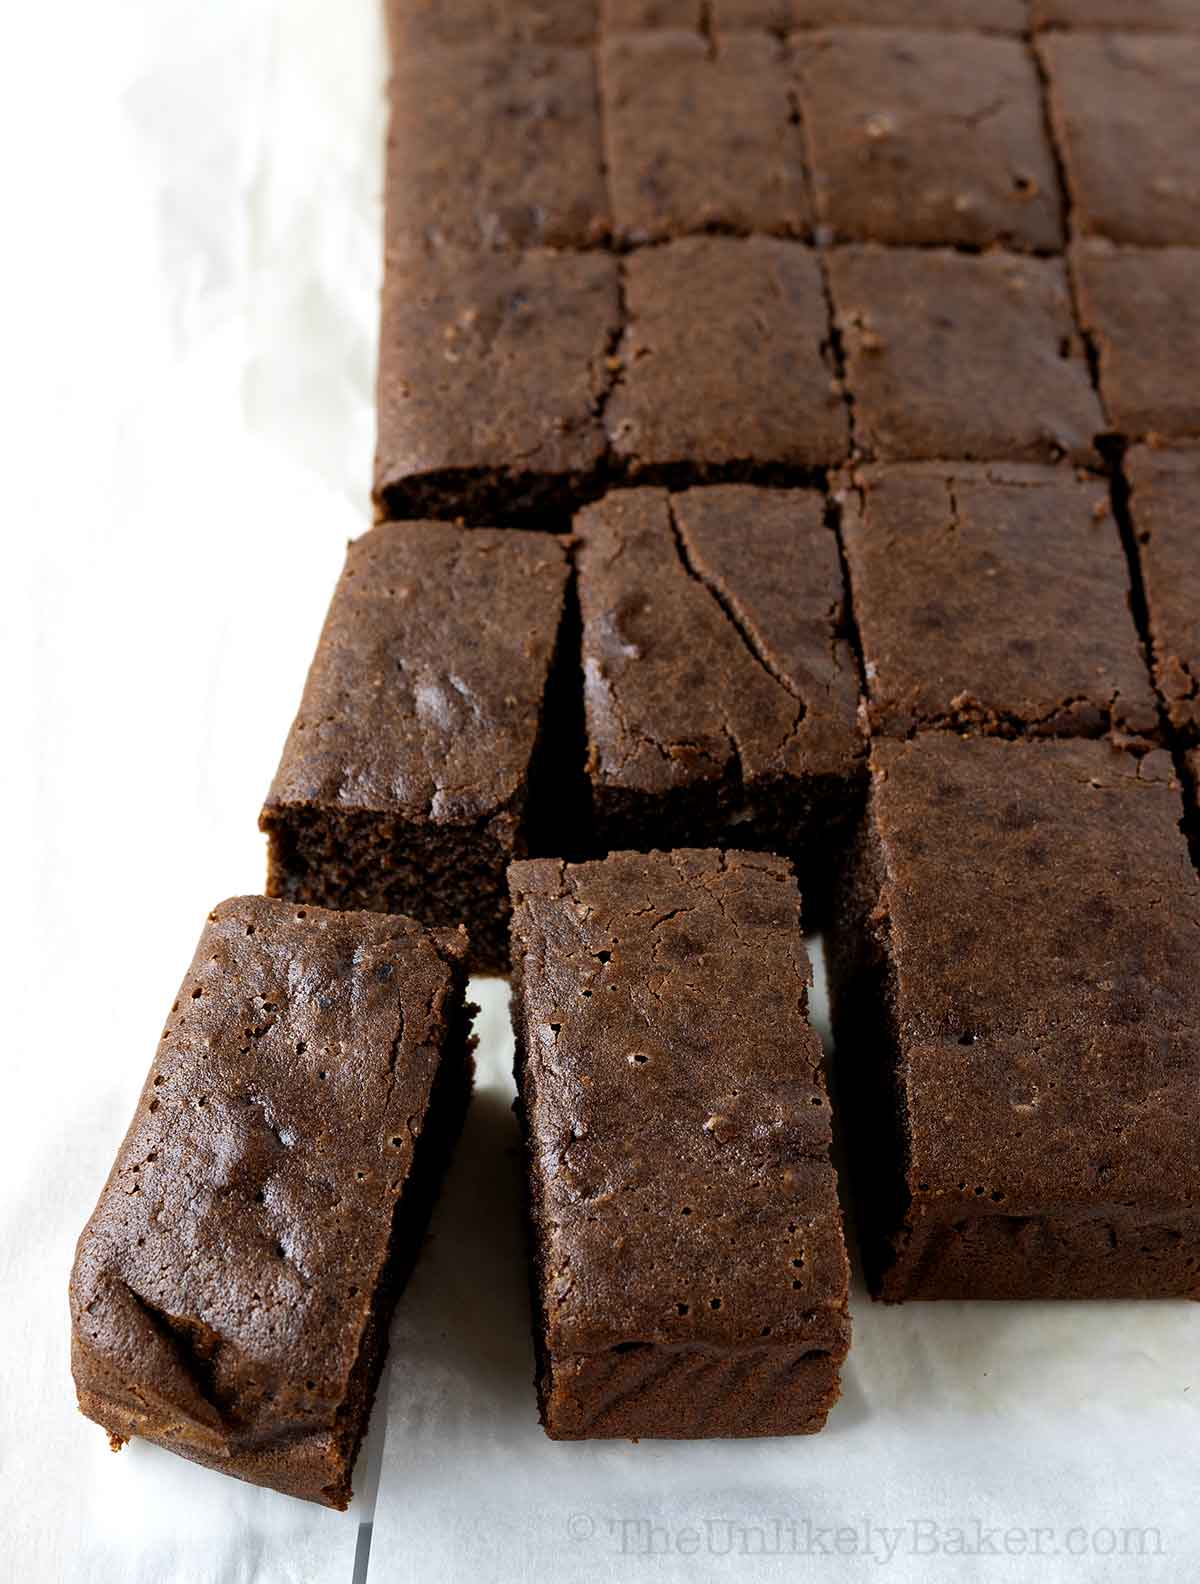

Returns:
838,461,1157,744
260,522,573,974
828,735,1200,1301
575,485,863,909
509,849,851,1438
69,897,475,1506
386,0,598,51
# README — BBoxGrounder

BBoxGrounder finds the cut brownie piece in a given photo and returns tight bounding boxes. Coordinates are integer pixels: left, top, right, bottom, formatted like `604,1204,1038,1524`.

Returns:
1073,244,1200,443
1127,446,1200,739
385,43,608,252
1039,33,1200,247
1033,0,1200,26
575,486,862,900
828,735,1200,1301
839,462,1157,743
374,245,619,523
386,0,598,49
601,30,808,244
828,247,1104,463
606,238,848,476
720,0,1028,28
509,849,851,1438
260,523,571,974
70,897,475,1506
794,29,1063,251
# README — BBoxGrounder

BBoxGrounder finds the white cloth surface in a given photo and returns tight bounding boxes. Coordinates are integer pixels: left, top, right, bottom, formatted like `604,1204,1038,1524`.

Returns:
3,2,1197,1580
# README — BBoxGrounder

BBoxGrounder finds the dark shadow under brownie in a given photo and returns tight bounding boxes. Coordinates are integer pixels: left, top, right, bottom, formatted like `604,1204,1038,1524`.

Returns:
69,897,475,1506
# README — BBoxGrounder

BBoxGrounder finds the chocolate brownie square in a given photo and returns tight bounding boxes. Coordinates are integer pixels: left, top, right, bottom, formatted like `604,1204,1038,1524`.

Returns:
828,736,1200,1301
828,247,1104,463
385,43,608,252
70,897,474,1505
1127,446,1200,739
509,849,851,1438
374,246,620,522
840,462,1156,743
1039,32,1200,246
601,30,809,243
1033,0,1200,31
575,486,862,894
387,0,598,49
260,523,571,973
1073,244,1200,442
794,29,1063,250
607,238,848,475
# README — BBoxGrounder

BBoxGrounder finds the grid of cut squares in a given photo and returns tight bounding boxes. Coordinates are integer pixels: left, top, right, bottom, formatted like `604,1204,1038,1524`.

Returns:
377,1,1200,541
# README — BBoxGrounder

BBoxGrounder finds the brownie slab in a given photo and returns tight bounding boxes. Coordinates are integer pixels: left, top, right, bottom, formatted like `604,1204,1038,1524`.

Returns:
387,0,598,49
70,897,474,1506
794,29,1062,251
828,247,1104,463
1039,33,1200,246
509,849,851,1438
1073,245,1200,443
601,30,808,243
840,462,1157,743
260,523,571,973
829,736,1200,1301
575,486,863,893
374,246,619,523
1127,446,1200,740
385,43,608,252
606,237,848,475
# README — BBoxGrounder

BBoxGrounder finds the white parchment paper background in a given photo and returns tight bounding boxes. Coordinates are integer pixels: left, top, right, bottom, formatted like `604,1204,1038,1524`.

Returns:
3,2,1196,1580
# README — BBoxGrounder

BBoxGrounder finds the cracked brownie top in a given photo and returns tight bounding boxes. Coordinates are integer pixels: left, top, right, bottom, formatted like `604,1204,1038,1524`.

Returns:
574,484,862,804
838,461,1158,745
508,847,849,1352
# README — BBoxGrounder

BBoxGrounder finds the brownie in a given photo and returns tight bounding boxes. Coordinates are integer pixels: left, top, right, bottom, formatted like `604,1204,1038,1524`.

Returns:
386,0,598,50
794,29,1063,251
374,246,620,523
839,462,1157,743
1126,446,1200,739
385,43,608,252
260,523,571,973
716,0,1028,28
1072,244,1200,443
1033,0,1200,32
602,30,808,244
509,849,851,1438
575,487,862,898
606,237,848,475
604,0,704,26
69,897,475,1505
828,247,1104,464
828,735,1200,1301
1039,33,1200,247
